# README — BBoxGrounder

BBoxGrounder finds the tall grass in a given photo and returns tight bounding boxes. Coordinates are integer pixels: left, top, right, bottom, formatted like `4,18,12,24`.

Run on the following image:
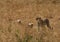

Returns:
15,29,22,42
23,32,33,42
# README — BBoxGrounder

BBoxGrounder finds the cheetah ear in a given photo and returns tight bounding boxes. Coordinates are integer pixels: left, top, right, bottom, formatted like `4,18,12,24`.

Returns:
36,18,38,20
36,17,41,20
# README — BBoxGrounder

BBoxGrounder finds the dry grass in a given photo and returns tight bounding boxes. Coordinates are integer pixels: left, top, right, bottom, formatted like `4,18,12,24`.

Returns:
0,0,60,42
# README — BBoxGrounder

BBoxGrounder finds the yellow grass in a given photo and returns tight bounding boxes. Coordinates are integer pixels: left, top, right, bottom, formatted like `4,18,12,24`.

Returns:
0,0,60,42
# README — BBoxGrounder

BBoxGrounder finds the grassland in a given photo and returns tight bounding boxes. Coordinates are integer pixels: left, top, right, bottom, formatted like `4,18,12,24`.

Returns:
0,0,60,42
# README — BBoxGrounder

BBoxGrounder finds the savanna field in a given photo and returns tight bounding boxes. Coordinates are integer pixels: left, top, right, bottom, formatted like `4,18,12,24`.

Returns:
0,0,60,42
